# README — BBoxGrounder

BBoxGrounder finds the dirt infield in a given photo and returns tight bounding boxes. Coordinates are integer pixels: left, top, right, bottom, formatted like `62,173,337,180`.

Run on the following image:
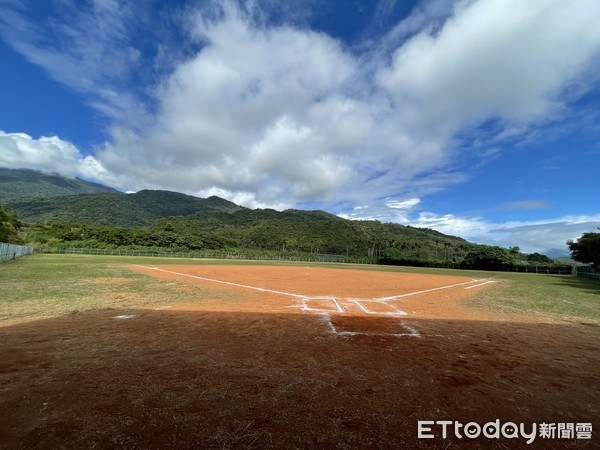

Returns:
130,264,509,324
1,265,598,448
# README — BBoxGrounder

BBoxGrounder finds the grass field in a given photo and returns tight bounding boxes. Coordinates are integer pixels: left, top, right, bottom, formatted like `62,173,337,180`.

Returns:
1,254,598,325
1,254,598,448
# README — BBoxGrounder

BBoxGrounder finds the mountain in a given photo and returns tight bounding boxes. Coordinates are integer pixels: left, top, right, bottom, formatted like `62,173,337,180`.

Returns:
2,167,563,267
5,190,244,227
0,168,119,200
1,167,244,226
544,248,571,259
2,166,471,261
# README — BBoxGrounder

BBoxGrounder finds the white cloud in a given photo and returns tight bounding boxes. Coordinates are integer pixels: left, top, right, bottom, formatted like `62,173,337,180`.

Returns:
93,6,392,206
385,198,420,209
339,196,422,223
412,212,600,255
2,0,600,217
90,1,536,207
0,1,147,120
0,130,102,178
377,0,600,135
339,193,600,255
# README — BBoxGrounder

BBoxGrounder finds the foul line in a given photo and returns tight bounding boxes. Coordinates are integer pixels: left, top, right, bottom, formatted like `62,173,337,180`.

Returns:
375,279,483,301
133,265,306,299
465,280,496,289
131,266,495,339
135,265,487,305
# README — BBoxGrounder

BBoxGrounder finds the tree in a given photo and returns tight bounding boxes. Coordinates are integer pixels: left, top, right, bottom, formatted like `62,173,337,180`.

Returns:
567,231,600,267
0,203,23,244
526,252,553,264
462,246,515,270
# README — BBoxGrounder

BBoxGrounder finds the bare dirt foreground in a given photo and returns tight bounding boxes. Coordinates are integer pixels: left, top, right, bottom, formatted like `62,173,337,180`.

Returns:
1,265,598,449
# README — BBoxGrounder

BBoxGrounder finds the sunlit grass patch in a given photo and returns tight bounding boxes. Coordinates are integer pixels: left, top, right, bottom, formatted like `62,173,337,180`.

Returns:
0,254,233,324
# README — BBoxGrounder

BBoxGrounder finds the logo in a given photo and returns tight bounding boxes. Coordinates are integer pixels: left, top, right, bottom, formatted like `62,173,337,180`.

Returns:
417,420,592,445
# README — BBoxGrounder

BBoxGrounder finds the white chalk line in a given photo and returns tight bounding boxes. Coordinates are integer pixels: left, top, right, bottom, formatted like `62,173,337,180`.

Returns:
136,264,486,306
331,298,344,313
133,265,306,299
113,314,136,320
353,300,371,314
299,297,341,313
352,299,407,316
464,280,496,289
134,265,493,338
375,279,484,301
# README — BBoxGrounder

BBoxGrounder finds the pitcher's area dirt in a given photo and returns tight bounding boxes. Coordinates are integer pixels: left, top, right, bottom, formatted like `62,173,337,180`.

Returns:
1,265,598,449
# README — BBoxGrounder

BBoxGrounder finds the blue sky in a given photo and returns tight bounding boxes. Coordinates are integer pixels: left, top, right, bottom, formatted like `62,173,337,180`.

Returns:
1,0,600,256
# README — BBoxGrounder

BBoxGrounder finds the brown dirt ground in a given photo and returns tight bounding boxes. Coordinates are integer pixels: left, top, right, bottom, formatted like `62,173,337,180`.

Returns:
0,265,598,449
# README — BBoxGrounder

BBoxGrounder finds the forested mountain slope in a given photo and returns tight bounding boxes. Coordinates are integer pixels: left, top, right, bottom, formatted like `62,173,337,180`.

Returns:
0,168,119,199
5,190,244,227
2,167,562,268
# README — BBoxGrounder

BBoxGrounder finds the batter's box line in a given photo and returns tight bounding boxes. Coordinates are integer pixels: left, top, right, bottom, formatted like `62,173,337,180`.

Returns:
321,314,421,338
298,296,344,313
352,299,407,316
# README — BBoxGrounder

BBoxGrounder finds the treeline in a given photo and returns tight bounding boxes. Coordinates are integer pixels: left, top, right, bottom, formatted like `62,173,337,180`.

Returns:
23,222,224,251
22,215,473,263
20,219,571,272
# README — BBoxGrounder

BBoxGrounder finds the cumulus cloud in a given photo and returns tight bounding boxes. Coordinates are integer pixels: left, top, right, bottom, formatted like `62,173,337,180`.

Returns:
377,0,600,135
412,212,600,255
488,217,600,254
340,193,599,255
2,0,600,214
94,4,441,206
94,0,600,208
0,130,103,178
92,7,366,205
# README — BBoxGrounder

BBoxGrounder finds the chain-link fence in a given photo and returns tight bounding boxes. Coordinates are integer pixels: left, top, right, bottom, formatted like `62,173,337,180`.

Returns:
0,242,34,262
34,246,377,265
573,265,600,282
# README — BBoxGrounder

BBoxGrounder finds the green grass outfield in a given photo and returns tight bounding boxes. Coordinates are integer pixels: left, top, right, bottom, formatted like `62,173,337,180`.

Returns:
1,253,598,325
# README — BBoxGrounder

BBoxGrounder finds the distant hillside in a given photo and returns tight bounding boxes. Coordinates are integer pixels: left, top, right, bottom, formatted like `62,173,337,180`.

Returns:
2,168,480,262
6,190,244,227
0,168,119,200
3,167,473,260
149,207,472,261
3,167,563,269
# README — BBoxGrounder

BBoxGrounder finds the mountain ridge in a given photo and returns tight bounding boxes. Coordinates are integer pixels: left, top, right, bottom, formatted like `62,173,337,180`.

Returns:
0,168,119,199
1,167,563,267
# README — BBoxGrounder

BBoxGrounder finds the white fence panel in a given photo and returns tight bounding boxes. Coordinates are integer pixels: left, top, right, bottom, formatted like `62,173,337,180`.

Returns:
0,242,34,263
